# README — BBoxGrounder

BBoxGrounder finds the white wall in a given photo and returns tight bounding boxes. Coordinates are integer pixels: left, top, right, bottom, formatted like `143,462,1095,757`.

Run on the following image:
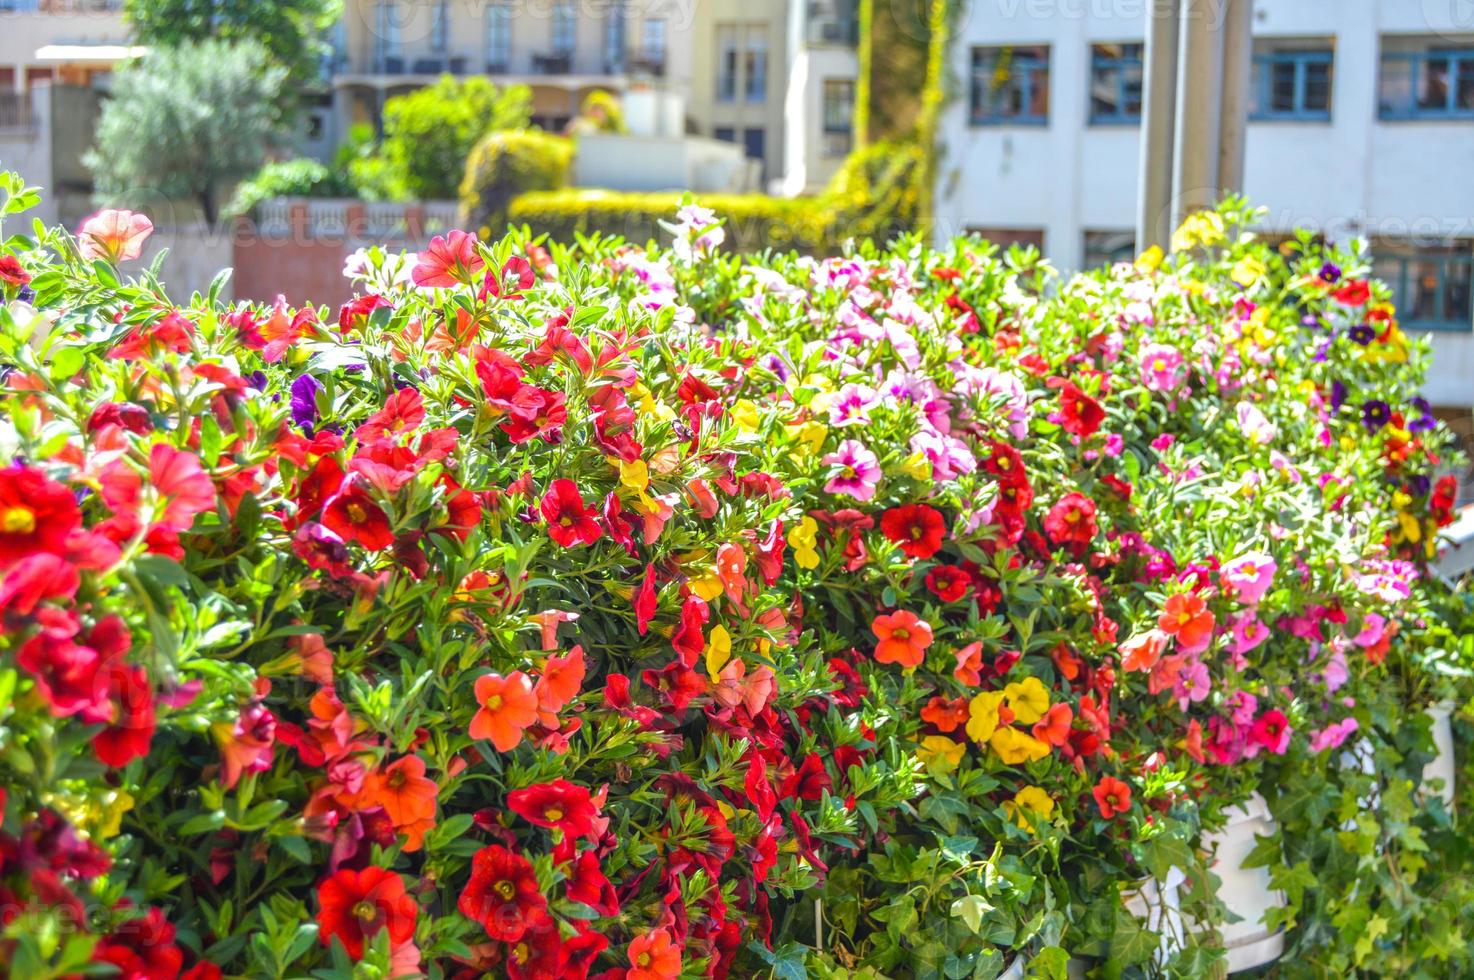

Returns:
0,84,56,227
572,132,755,192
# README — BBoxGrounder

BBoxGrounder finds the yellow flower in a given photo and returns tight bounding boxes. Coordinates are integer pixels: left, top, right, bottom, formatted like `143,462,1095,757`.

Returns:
630,382,674,421
730,398,761,433
917,735,966,774
706,624,733,680
1003,786,1055,831
1171,210,1225,252
1231,255,1266,287
990,727,1051,765
1396,511,1423,544
787,516,821,570
1134,244,1164,274
1003,676,1050,725
897,451,933,482
966,691,1006,745
618,459,650,492
788,420,829,457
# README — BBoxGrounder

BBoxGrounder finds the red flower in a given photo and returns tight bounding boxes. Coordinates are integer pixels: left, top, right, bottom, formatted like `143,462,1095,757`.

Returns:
145,444,218,532
92,662,156,767
0,553,80,616
1092,776,1132,819
322,476,394,550
566,849,620,915
412,229,485,288
507,779,597,839
540,479,601,547
779,754,832,801
1158,592,1215,651
635,562,657,634
0,466,81,565
627,927,682,980
982,441,1028,487
0,254,30,290
880,503,946,559
1332,278,1370,306
1057,381,1105,438
924,563,970,603
482,255,537,300
316,866,418,959
92,907,184,980
1043,492,1098,549
458,844,548,942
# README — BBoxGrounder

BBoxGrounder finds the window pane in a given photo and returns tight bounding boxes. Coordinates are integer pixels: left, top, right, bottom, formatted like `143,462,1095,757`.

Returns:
717,26,737,101
1456,56,1474,109
1420,56,1453,109
1304,61,1332,110
971,46,1049,122
745,30,767,102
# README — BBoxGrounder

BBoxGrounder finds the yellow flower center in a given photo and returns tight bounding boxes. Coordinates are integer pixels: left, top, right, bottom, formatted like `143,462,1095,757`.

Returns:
2,506,35,534
495,879,516,900
346,503,367,523
353,900,378,922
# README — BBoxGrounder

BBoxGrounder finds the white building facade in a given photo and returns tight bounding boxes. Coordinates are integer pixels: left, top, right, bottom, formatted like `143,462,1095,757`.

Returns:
936,0,1474,407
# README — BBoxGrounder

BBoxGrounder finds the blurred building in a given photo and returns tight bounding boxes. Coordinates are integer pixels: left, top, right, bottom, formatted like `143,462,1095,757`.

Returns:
936,0,1474,410
328,0,858,193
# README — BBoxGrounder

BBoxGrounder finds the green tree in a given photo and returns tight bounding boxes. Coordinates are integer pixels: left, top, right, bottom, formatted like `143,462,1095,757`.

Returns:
124,0,340,96
86,40,287,225
370,76,533,201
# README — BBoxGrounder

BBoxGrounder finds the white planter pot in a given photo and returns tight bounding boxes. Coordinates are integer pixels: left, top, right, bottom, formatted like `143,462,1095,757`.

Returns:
1420,700,1457,811
1122,867,1188,966
1205,792,1285,972
999,956,1026,980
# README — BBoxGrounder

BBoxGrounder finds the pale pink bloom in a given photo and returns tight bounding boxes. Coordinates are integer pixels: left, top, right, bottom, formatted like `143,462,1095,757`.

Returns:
822,439,881,501
1236,401,1276,444
1221,552,1277,604
78,209,154,263
1174,659,1211,710
712,660,775,715
1139,343,1187,393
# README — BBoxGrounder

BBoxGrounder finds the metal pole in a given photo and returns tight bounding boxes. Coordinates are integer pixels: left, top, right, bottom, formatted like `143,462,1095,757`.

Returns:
1136,0,1181,254
1217,0,1254,195
1170,0,1226,234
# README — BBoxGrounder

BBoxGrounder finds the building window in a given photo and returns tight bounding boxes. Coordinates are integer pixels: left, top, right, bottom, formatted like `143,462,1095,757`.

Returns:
430,1,449,53
1088,43,1142,124
969,45,1050,125
745,28,768,102
1373,241,1473,331
486,1,511,71
822,78,854,156
604,2,626,72
717,25,739,102
1250,47,1333,120
714,126,736,142
1379,43,1474,119
1083,230,1137,269
967,227,1046,251
552,2,576,56
375,2,401,70
743,127,766,167
641,16,667,68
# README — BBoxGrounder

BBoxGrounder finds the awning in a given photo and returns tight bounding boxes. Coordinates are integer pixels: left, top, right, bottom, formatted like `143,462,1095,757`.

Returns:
33,44,148,66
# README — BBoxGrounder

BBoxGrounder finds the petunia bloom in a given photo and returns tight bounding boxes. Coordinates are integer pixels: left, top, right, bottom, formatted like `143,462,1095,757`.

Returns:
317,867,418,960
540,479,602,547
822,440,881,501
507,778,597,839
1221,551,1277,604
1092,776,1133,819
458,845,547,942
871,610,933,668
627,927,682,980
78,209,154,264
1158,593,1215,654
880,503,945,559
470,671,539,751
411,230,485,288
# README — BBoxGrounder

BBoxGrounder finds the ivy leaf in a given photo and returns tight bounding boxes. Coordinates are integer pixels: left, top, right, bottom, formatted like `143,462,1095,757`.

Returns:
950,894,991,934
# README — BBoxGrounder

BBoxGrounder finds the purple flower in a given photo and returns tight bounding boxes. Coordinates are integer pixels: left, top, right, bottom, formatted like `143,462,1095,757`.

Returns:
1318,261,1342,284
1408,396,1436,432
822,439,881,501
245,370,268,391
291,374,324,434
1348,324,1375,345
1361,399,1391,431
1331,380,1348,411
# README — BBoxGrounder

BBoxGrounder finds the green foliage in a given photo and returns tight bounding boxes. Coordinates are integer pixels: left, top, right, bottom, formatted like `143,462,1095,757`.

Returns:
572,89,628,134
123,0,340,101
458,130,573,237
225,158,354,218
85,40,287,225
368,77,533,201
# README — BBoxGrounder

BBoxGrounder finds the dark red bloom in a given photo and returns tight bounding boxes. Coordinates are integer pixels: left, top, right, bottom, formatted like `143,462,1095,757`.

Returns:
880,503,946,559
17,613,128,721
0,466,81,566
316,866,418,959
566,849,620,916
635,562,657,635
1057,381,1105,438
779,754,831,802
92,662,156,767
507,779,597,839
540,479,601,547
924,563,970,603
0,254,30,290
982,442,1028,487
92,907,184,980
458,844,548,942
322,477,394,550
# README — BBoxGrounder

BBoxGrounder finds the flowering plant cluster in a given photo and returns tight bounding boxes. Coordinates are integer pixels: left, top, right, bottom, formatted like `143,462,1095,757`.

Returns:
0,171,1468,980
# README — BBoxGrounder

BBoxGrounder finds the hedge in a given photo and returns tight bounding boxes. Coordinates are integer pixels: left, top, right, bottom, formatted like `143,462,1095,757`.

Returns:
0,170,1471,980
459,129,574,240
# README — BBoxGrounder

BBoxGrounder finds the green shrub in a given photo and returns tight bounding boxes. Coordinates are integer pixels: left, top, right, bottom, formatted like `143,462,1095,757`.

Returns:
458,130,574,237
822,138,924,243
374,76,532,201
225,157,355,218
572,88,627,134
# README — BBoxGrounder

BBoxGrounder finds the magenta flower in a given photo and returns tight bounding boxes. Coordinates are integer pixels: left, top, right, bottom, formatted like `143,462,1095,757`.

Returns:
1221,551,1276,604
1174,659,1211,711
1308,717,1358,753
1139,343,1186,393
822,439,881,501
1229,614,1270,657
829,383,878,428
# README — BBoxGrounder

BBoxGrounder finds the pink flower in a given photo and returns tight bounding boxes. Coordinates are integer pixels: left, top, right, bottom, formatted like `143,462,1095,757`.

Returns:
411,230,485,289
829,383,878,428
1221,551,1276,604
1353,612,1387,648
822,439,881,502
1139,343,1186,393
1236,401,1276,444
1229,614,1269,656
77,209,154,264
1174,659,1211,710
1249,709,1292,755
1308,717,1358,753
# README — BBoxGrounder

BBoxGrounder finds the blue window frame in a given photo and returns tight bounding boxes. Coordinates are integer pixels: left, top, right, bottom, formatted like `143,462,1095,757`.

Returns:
970,46,1050,125
1250,49,1333,120
1089,43,1143,124
1373,244,1473,332
1379,47,1474,120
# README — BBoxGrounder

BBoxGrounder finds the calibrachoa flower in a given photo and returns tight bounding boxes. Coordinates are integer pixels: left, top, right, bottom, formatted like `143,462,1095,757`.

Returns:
316,867,418,959
822,439,881,501
459,845,547,942
871,610,933,668
880,502,945,559
77,208,154,263
1221,551,1277,604
1092,777,1133,819
470,671,539,751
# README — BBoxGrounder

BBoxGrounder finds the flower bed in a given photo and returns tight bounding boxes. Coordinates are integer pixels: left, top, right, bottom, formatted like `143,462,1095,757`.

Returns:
0,173,1470,979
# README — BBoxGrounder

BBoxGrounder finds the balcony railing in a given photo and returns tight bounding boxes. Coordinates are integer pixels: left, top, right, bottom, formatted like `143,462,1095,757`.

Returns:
0,0,124,12
0,93,33,133
352,47,662,79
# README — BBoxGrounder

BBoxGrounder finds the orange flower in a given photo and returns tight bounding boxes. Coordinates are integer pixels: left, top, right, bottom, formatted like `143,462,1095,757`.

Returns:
365,755,438,829
1158,593,1215,651
953,641,984,685
535,645,587,725
871,610,933,668
1031,703,1073,747
1119,629,1168,673
920,696,969,733
1092,775,1132,819
470,671,539,751
627,927,681,980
